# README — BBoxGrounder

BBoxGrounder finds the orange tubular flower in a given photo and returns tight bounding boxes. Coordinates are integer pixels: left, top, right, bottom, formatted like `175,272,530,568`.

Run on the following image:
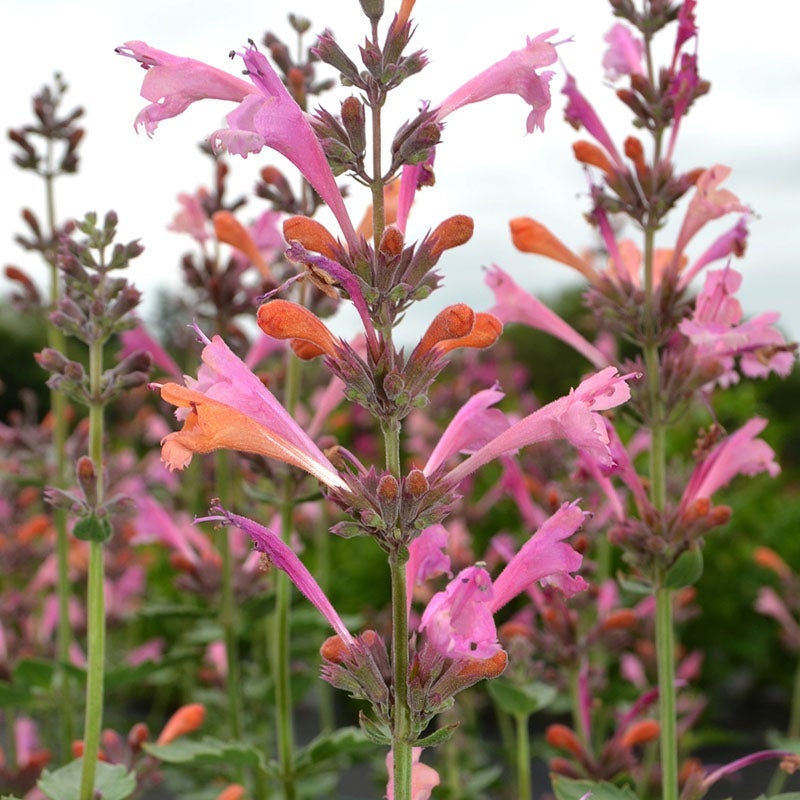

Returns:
283,215,340,259
510,217,598,283
412,304,475,360
216,786,246,800
619,719,660,748
257,299,341,359
156,703,206,745
212,211,273,280
433,312,503,356
573,140,615,177
754,546,792,579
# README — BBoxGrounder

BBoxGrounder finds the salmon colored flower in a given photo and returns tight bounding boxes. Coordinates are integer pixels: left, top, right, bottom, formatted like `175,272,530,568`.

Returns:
212,210,274,280
156,330,346,490
156,703,206,744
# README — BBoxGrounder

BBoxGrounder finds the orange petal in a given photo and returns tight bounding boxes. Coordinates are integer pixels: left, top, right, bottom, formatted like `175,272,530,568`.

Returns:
156,703,206,745
510,217,597,282
433,313,503,356
213,211,273,280
545,724,584,757
283,216,340,259
216,786,247,800
456,650,508,680
620,719,660,748
413,304,475,359
573,140,614,177
428,215,473,258
257,300,340,358
754,546,792,579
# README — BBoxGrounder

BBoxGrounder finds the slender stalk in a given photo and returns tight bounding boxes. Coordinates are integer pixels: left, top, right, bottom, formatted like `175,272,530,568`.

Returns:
655,584,678,800
514,713,532,800
78,338,106,800
389,545,412,800
766,655,800,796
44,149,75,753
273,342,304,800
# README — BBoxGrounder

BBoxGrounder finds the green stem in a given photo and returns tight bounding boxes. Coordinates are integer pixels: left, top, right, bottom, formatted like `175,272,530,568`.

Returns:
389,546,412,800
78,338,106,800
766,655,800,796
655,583,678,800
44,152,75,754
215,452,244,745
514,713,532,800
273,342,304,800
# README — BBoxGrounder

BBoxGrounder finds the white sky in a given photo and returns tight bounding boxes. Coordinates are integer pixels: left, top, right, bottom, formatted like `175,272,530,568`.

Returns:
2,0,799,344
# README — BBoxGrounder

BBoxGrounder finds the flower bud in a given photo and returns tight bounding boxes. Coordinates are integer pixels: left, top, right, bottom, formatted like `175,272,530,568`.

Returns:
156,703,206,745
428,215,473,258
413,304,475,360
283,216,340,259
545,724,584,757
573,140,614,176
620,719,660,748
404,469,429,498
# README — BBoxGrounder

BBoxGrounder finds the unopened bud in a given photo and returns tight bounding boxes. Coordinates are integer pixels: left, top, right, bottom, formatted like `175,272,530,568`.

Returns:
383,371,405,400
708,505,732,527
404,469,429,498
35,347,70,374
341,96,366,155
379,224,404,256
413,303,474,360
128,722,150,751
428,215,473,258
359,0,384,22
377,474,399,503
573,140,614,176
456,650,507,680
433,312,503,356
258,300,340,358
76,456,98,507
287,67,306,107
620,719,660,748
320,634,351,664
545,724,584,757
754,546,792,579
601,609,638,631
283,216,339,259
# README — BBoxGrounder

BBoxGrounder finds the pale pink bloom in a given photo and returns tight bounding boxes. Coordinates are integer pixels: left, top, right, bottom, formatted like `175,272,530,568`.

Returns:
386,747,440,800
406,524,452,612
620,653,648,688
118,41,357,247
563,74,625,170
602,24,644,80
673,166,748,260
681,418,780,510
443,367,635,485
680,216,749,288
423,386,509,476
418,503,588,659
485,264,609,368
435,31,560,133
680,268,795,385
127,638,165,667
169,190,212,243
755,587,800,650
212,508,354,646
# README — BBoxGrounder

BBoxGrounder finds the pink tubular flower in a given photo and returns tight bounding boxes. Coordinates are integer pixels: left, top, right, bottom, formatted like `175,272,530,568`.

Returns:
435,30,560,133
418,502,588,659
156,329,347,490
209,508,354,646
673,166,748,260
681,418,779,511
118,41,357,247
679,267,795,385
442,367,636,486
406,524,451,611
602,24,644,80
423,385,509,476
386,747,440,800
485,264,610,368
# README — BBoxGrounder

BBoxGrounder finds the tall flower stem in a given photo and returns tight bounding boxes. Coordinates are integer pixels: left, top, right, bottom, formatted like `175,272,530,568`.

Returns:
78,338,107,800
655,582,678,800
43,150,75,754
766,655,800,795
389,544,412,800
273,344,304,800
514,712,532,800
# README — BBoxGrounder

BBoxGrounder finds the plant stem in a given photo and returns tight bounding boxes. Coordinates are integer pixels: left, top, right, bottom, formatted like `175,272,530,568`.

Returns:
44,149,75,754
766,655,800,795
514,713,532,800
389,545,412,800
273,341,304,800
655,583,678,800
78,337,106,800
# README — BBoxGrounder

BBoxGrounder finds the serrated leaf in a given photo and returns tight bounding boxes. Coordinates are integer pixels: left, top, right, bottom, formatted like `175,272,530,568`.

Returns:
413,722,458,748
142,737,272,774
38,759,136,800
487,678,557,717
551,776,639,800
664,545,704,588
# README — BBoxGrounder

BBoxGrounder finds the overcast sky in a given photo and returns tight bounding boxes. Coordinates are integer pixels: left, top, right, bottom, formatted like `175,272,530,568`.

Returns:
3,0,799,345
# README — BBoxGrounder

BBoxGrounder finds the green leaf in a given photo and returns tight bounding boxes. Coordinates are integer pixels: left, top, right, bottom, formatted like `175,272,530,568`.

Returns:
13,658,56,689
38,759,136,800
552,776,639,800
358,711,391,745
487,678,557,717
664,545,704,588
72,513,112,542
294,727,374,775
143,737,273,774
767,732,800,754
412,722,459,748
